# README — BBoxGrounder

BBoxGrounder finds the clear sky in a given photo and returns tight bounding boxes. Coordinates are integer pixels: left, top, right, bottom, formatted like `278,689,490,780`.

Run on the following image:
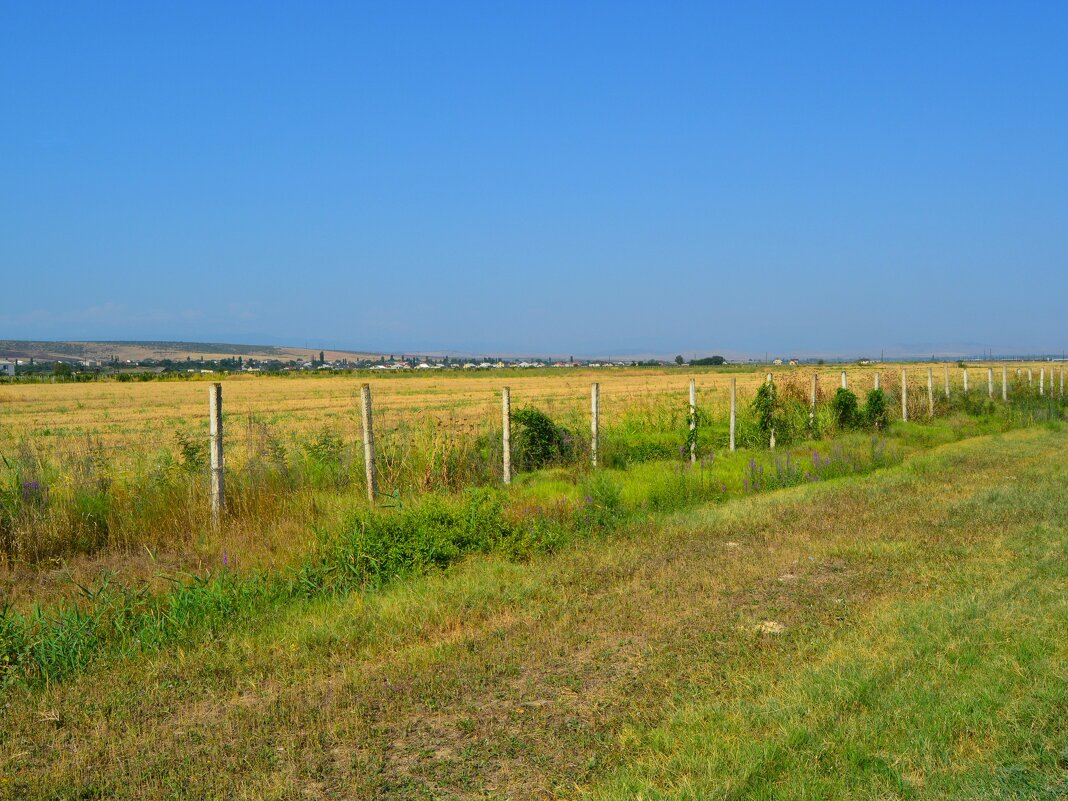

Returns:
3,2,1067,357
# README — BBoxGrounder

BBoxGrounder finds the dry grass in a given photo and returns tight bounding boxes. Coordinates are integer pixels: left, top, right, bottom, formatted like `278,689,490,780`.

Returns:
1,363,1051,458
0,363,1058,605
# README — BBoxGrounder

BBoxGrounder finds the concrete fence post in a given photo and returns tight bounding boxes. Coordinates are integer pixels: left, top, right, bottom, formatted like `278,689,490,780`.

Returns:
987,367,994,399
1002,366,1008,401
729,377,737,452
841,370,847,390
591,382,599,468
766,372,773,386
209,382,224,526
901,369,908,421
944,365,950,399
1028,368,1033,387
927,367,934,417
874,372,880,390
810,372,817,427
502,387,512,485
688,378,698,464
963,367,969,396
359,383,377,503
1040,367,1045,396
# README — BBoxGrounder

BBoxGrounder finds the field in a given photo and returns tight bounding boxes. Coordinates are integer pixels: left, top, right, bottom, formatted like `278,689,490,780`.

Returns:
0,364,1066,798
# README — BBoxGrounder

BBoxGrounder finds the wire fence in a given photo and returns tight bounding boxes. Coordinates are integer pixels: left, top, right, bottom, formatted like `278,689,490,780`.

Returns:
1,364,1065,564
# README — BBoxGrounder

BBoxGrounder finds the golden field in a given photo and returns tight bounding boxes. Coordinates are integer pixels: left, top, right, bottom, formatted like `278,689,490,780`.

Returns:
0,360,1060,610
2,362,1056,460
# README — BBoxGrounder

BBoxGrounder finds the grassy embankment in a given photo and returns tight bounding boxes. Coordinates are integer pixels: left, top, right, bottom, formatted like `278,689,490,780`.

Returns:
0,395,1052,687
0,427,1063,798
0,423,1065,798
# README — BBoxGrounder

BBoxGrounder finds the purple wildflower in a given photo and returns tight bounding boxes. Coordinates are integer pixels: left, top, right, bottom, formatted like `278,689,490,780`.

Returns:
22,480,39,501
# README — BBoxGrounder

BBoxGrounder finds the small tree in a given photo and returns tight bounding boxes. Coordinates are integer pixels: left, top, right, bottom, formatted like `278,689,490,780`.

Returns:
831,387,859,428
751,381,777,441
674,355,684,366
864,388,889,430
512,407,574,471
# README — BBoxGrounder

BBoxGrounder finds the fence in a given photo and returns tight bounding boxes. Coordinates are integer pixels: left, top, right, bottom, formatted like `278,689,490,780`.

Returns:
2,364,1065,563
187,364,1067,519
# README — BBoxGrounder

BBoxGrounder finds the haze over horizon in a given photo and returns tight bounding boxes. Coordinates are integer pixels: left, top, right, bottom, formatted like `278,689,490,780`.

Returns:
3,3,1067,356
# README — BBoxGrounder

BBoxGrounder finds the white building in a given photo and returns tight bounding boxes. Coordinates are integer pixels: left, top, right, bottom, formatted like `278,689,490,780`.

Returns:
0,361,14,377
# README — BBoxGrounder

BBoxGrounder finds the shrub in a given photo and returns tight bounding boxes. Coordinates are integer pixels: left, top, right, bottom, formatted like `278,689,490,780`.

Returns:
831,388,860,428
751,382,777,441
748,381,807,447
864,388,889,430
322,489,519,586
175,431,207,473
512,407,574,471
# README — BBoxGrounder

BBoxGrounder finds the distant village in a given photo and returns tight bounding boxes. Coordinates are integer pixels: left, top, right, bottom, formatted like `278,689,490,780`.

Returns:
2,351,1058,380
0,353,648,378
0,352,737,378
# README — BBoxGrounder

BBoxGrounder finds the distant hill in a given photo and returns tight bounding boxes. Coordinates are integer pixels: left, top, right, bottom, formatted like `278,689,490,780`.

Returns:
0,340,380,363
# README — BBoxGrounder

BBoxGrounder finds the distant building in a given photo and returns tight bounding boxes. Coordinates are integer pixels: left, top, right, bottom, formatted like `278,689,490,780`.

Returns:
788,359,799,366
772,358,784,366
0,361,14,377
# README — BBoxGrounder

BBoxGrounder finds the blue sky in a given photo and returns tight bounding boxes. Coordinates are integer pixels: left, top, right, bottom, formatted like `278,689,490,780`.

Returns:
2,2,1067,357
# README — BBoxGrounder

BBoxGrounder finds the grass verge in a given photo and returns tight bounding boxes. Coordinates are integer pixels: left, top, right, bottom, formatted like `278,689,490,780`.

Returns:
0,427,1064,798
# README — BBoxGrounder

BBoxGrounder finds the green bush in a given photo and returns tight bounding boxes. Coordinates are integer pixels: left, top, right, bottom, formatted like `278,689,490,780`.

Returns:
751,382,777,442
174,431,207,473
512,407,574,471
864,388,889,430
831,388,860,429
321,488,565,587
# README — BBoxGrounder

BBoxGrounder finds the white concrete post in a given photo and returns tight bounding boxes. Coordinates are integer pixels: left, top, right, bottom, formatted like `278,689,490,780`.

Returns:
766,372,773,385
901,369,908,421
1028,368,1033,387
359,383,377,503
688,378,697,464
927,367,934,417
729,377,737,452
502,387,512,485
963,367,969,396
810,373,817,427
841,370,847,390
591,382,599,468
1040,367,1045,396
209,382,224,526
987,367,993,399
874,372,880,390
1002,366,1008,401
944,365,950,399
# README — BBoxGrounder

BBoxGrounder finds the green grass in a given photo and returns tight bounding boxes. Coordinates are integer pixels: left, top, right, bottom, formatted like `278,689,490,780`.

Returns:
0,427,897,690
0,427,1065,798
